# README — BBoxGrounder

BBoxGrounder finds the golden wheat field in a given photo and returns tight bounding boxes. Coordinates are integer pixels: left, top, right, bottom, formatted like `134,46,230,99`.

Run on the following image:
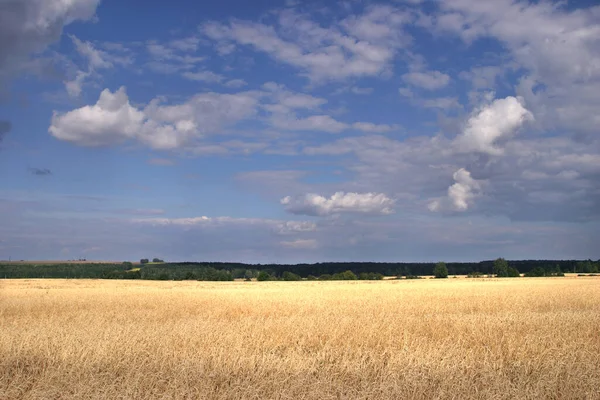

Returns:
1,278,599,400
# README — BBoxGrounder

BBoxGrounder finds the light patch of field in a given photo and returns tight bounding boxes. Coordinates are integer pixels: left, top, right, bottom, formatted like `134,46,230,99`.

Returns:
1,278,599,399
0,260,128,265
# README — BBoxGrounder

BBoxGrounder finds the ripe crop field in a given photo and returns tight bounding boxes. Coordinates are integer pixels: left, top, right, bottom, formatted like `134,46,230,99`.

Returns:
1,278,599,399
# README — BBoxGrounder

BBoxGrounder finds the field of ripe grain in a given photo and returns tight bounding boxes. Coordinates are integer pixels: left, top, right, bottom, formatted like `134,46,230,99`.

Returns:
1,278,599,399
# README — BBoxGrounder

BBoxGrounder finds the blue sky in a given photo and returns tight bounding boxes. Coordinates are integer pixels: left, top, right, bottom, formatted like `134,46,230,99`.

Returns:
0,0,598,263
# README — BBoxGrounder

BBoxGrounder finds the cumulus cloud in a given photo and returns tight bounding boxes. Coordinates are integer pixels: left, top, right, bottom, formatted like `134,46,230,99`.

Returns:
435,0,600,136
454,96,533,155
50,81,404,148
303,131,600,222
429,168,483,212
53,82,392,151
402,70,450,90
49,87,145,146
281,192,395,216
49,87,261,149
0,0,101,93
142,91,260,149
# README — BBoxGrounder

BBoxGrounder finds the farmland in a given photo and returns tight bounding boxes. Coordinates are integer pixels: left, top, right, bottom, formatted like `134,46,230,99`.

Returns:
1,278,599,399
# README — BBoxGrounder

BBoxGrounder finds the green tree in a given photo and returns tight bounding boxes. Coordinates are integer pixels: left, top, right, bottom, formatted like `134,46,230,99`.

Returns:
140,259,149,264
152,258,164,263
332,270,357,280
358,272,384,280
231,269,245,279
433,262,449,278
244,269,253,281
525,267,546,277
493,258,509,277
122,261,133,270
282,271,301,281
577,260,598,273
507,266,520,277
257,271,272,281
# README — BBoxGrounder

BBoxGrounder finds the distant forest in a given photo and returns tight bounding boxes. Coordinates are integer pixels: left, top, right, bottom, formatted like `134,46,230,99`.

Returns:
1,259,599,280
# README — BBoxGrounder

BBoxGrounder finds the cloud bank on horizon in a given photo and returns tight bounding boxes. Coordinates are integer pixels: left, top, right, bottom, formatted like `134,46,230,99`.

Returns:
0,0,598,262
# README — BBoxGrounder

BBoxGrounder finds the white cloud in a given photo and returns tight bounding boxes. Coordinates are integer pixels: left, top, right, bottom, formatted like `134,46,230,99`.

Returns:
224,79,248,88
49,87,261,149
454,96,533,155
332,86,374,96
435,0,600,136
0,0,101,92
70,35,114,69
169,36,201,52
276,221,317,234
50,83,397,148
144,41,205,75
201,6,411,83
402,70,450,90
271,115,348,133
263,82,327,109
262,83,348,132
49,87,144,146
64,35,132,97
181,70,224,83
133,215,319,242
280,239,318,249
428,168,483,212
144,91,260,130
134,215,290,227
398,87,414,98
146,43,175,60
64,70,90,97
282,192,395,216
352,122,397,133
261,83,393,134
459,65,507,90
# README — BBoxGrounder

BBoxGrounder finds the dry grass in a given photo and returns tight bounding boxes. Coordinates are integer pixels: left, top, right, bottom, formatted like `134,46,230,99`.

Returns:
0,261,127,265
1,278,599,399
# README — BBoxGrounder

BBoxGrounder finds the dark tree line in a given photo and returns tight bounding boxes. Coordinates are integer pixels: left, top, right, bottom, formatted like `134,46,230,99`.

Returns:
0,259,597,280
